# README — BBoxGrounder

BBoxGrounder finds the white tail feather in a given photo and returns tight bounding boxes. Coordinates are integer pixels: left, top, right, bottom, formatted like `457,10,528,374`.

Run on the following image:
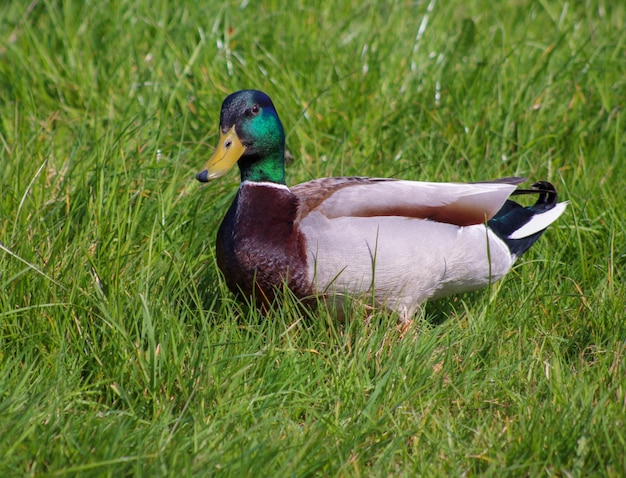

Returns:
509,202,568,240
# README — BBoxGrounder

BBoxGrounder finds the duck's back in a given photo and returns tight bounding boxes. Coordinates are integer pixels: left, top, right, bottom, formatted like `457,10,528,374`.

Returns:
292,177,519,317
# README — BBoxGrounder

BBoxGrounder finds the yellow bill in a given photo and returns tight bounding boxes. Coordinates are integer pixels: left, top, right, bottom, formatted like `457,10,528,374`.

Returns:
197,125,245,181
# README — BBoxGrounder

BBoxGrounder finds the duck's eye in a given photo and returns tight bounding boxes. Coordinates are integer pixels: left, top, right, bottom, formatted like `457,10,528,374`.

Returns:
250,104,260,115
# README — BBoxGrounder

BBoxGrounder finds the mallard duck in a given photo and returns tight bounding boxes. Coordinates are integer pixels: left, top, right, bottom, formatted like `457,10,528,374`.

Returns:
196,90,567,323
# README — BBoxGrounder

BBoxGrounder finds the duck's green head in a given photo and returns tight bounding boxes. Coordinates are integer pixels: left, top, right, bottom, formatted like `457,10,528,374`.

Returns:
196,90,286,184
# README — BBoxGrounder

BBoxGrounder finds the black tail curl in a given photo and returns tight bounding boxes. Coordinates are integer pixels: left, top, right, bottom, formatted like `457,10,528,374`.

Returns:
510,181,558,211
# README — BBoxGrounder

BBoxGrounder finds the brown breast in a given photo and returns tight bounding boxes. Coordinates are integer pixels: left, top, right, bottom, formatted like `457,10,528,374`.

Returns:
215,183,311,306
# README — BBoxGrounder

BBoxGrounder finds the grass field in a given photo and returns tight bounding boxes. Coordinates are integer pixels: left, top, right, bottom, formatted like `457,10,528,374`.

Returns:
1,0,625,475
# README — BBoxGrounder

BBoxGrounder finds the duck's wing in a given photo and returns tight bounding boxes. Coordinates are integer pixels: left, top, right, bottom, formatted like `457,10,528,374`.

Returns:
291,176,525,225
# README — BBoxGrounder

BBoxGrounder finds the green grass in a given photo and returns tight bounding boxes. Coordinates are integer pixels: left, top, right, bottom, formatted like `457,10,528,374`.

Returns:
1,0,625,475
